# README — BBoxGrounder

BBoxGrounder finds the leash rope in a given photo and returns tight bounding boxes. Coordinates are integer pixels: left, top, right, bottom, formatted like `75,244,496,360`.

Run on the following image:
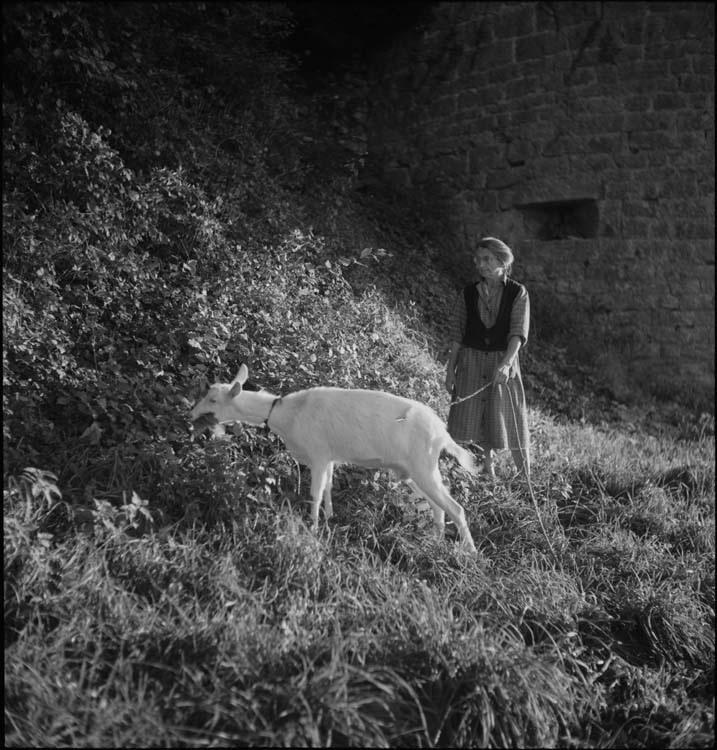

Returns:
450,381,492,405
505,385,560,565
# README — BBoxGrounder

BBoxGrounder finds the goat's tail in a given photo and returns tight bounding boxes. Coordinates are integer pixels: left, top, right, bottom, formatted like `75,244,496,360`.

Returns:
443,436,479,476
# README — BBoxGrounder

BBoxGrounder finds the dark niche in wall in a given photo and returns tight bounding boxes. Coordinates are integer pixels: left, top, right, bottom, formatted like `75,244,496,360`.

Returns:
516,199,599,240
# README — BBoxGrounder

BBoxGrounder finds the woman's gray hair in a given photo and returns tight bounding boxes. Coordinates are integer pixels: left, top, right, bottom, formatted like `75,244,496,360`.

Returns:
475,237,514,276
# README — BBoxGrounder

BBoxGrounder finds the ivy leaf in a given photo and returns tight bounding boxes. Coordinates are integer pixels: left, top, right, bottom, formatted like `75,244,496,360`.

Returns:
79,421,103,445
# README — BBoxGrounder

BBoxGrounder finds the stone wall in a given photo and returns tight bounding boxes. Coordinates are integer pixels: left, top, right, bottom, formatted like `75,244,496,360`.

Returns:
363,0,714,405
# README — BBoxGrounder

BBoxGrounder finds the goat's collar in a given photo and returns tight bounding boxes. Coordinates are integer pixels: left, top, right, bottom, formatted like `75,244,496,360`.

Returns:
264,397,282,427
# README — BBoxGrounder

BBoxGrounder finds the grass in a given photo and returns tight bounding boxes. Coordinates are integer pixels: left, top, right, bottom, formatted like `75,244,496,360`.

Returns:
5,394,714,747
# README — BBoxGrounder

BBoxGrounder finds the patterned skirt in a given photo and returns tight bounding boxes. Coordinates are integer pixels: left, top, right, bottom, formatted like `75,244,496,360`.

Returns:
447,347,530,459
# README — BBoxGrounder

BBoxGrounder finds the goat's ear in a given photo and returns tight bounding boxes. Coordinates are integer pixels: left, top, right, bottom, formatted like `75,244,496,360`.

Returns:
228,363,248,397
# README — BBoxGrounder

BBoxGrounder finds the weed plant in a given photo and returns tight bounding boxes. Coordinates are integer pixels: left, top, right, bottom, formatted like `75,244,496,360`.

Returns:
4,4,714,748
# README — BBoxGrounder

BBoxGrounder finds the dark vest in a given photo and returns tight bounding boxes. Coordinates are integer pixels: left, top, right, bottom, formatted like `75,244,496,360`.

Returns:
461,278,523,351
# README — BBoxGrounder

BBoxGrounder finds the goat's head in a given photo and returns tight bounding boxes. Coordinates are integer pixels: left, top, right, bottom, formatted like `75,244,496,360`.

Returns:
190,364,271,431
190,363,248,426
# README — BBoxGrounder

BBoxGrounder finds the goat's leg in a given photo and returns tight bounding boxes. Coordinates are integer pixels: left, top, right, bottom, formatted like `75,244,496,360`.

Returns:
405,479,444,538
405,479,430,511
309,463,330,531
323,462,334,520
431,504,446,538
483,448,496,478
412,468,477,554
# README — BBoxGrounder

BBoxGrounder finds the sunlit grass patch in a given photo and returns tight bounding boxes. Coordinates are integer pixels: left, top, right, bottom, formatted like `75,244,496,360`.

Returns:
534,411,714,483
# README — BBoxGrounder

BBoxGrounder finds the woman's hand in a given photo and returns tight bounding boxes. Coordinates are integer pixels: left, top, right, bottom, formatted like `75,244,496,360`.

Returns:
445,343,460,396
493,363,511,386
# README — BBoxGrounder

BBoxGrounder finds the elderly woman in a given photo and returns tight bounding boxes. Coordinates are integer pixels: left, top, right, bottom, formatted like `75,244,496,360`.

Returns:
445,237,531,479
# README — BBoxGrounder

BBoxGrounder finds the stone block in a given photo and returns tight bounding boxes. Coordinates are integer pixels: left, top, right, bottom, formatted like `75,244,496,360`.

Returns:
542,133,586,157
622,94,652,113
587,134,623,153
680,278,707,299
440,154,468,181
509,108,546,127
469,144,501,172
498,190,516,210
485,166,525,190
694,242,716,264
609,2,648,19
482,40,516,67
457,90,480,111
504,93,550,114
621,17,646,45
515,32,564,62
477,191,499,213
622,217,653,238
535,3,559,33
506,138,534,166
512,176,599,206
653,92,687,110
621,43,646,61
663,10,711,41
681,74,716,94
476,85,505,108
677,221,714,239
564,66,596,87
669,56,694,75
493,5,536,39
642,182,661,201
628,130,676,151
662,294,681,309
621,58,671,83
583,153,617,172
524,100,558,120
613,152,650,169
505,75,541,100
597,67,620,86
691,309,717,330
486,63,517,85
676,110,712,131
676,131,711,153
693,55,715,75
570,111,623,135
648,39,697,62
471,115,499,133
648,220,673,239
623,199,659,218
623,110,676,131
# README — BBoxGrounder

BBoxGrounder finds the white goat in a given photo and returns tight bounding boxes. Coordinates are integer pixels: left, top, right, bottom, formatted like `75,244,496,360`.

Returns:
190,364,478,554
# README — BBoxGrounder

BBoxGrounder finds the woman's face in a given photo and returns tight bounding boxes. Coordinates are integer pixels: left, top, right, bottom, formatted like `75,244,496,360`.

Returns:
474,248,504,281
